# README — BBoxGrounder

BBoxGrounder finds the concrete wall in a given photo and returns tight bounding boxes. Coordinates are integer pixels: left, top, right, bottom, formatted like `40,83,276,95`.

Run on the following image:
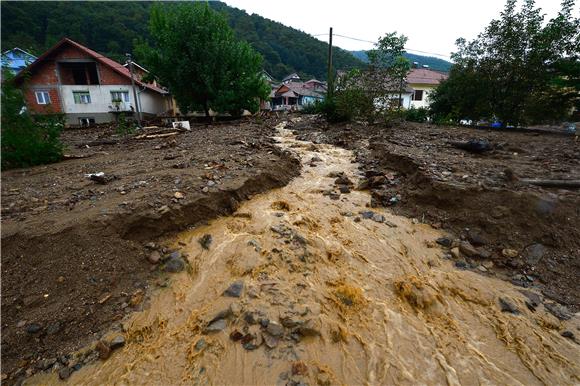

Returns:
409,84,435,109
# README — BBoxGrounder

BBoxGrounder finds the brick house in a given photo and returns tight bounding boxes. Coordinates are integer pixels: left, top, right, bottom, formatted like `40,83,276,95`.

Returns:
14,38,171,126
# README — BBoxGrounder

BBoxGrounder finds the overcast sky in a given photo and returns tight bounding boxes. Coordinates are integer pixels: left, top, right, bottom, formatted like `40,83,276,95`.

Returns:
224,0,566,60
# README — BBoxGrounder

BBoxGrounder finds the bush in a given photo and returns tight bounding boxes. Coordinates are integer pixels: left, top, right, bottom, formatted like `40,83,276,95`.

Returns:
404,107,429,123
116,113,136,136
1,74,64,170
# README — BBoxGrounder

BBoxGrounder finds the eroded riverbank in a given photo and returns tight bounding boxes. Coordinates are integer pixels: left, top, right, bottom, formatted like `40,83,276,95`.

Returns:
29,122,580,385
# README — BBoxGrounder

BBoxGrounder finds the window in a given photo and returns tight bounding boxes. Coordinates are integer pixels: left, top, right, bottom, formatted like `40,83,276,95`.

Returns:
111,91,130,103
79,117,95,127
73,91,91,104
413,90,424,101
35,91,51,105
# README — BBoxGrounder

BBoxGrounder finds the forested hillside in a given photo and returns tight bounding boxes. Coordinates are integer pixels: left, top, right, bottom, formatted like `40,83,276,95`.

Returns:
351,50,453,72
1,1,363,80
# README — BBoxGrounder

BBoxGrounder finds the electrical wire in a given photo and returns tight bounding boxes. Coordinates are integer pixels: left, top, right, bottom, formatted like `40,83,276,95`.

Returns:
312,32,451,59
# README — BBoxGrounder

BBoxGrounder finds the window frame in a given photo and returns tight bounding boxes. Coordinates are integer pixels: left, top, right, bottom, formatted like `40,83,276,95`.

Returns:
110,91,130,103
35,90,51,105
413,90,424,101
73,91,91,104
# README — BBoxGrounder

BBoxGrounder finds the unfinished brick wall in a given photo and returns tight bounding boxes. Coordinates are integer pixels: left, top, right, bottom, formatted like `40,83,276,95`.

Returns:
19,42,132,113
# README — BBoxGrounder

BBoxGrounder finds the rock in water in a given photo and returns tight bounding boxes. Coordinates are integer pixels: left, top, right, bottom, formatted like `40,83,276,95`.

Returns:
199,234,212,250
164,255,185,273
224,281,244,297
499,297,519,314
266,321,284,337
436,237,453,248
109,335,126,350
204,319,227,333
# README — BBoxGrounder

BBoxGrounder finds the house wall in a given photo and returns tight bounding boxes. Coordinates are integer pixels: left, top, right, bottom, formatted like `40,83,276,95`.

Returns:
21,43,167,124
409,84,435,109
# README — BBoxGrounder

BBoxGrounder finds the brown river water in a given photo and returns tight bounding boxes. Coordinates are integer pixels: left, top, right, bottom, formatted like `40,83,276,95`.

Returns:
30,122,579,385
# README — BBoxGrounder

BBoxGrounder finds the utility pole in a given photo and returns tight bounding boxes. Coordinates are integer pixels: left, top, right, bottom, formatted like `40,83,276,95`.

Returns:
126,53,142,128
327,27,334,100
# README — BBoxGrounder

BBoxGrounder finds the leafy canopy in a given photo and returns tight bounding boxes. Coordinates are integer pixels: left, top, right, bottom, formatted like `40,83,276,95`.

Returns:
430,0,579,126
137,3,269,116
1,72,64,170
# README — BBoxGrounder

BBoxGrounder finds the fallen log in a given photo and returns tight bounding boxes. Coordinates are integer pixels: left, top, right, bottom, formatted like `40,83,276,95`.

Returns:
520,179,580,189
135,132,179,139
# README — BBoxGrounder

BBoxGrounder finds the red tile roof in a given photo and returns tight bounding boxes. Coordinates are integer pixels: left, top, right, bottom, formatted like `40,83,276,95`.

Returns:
406,68,448,85
14,38,168,95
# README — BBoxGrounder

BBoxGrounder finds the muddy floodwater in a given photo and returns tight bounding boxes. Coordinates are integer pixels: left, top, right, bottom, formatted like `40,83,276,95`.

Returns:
30,123,579,385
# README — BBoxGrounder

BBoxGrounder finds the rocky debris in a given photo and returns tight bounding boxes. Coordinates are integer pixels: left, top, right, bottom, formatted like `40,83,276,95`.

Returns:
519,290,541,311
204,319,227,333
338,185,351,194
58,367,72,380
224,281,244,298
263,333,280,349
459,241,479,257
454,260,468,269
467,230,487,246
436,237,453,248
297,319,322,337
194,338,207,351
292,361,308,376
199,234,213,250
26,323,42,334
499,297,520,314
523,243,546,265
561,331,575,341
96,340,111,360
85,172,117,184
109,335,126,350
544,302,572,320
502,249,519,258
163,253,186,273
148,250,161,264
449,138,493,153
266,321,284,337
271,224,293,238
173,191,185,200
310,156,323,163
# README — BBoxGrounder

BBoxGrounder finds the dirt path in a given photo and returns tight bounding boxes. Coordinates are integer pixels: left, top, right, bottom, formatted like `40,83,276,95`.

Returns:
29,122,580,385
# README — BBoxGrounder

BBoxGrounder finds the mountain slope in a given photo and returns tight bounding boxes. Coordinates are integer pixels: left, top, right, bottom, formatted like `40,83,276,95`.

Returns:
351,50,453,73
0,1,363,81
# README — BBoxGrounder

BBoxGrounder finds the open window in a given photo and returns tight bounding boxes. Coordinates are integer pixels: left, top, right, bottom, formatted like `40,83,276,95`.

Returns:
59,62,99,85
412,90,424,101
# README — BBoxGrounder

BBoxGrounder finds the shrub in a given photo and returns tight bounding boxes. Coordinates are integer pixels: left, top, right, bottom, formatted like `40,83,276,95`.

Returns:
1,74,64,170
404,107,429,123
116,112,136,136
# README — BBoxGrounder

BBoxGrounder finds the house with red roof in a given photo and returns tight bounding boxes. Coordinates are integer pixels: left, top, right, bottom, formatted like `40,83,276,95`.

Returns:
406,67,448,109
14,38,172,126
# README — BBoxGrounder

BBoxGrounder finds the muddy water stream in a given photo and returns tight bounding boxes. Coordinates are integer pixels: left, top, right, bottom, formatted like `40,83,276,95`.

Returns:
31,124,579,385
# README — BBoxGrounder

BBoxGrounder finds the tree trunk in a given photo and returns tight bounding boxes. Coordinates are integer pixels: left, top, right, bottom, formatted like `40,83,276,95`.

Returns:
203,100,211,123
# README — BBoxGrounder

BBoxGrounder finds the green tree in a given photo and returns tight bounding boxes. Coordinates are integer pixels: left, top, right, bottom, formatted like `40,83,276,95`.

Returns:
431,0,579,126
1,72,64,170
136,3,267,117
367,32,411,110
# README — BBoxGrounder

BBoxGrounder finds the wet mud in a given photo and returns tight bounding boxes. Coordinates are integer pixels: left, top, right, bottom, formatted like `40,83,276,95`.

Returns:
29,122,580,385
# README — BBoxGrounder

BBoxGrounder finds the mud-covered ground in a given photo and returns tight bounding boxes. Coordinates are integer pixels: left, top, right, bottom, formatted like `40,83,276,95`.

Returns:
0,119,300,382
295,117,580,314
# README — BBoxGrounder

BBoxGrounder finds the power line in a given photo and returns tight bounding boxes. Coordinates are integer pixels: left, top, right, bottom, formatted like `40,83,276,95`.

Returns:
312,32,451,59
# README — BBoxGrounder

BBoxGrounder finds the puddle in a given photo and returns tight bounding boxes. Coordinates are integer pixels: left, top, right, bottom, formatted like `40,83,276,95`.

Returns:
29,123,580,385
